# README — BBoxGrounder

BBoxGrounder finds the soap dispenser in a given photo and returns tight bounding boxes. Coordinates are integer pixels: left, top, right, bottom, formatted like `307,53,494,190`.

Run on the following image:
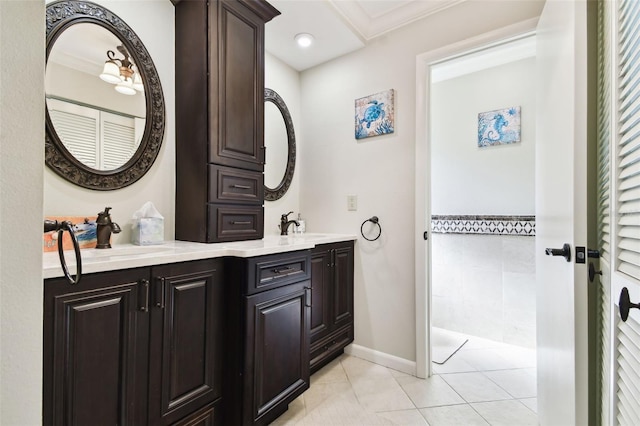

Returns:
296,213,306,234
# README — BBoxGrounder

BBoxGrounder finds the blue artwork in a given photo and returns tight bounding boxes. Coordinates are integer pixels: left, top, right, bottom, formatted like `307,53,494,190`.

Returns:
478,106,521,147
355,89,395,139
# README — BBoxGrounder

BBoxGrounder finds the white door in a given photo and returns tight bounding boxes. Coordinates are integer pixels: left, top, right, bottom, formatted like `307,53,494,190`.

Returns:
596,0,640,424
535,0,590,424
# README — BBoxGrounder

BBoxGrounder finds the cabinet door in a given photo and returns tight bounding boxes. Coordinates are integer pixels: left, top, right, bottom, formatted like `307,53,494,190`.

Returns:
210,0,265,171
174,402,218,426
244,281,310,425
332,243,354,330
309,248,331,343
43,268,150,426
148,260,224,425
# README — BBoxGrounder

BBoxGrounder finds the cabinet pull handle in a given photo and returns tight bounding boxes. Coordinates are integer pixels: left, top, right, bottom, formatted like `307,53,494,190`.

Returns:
273,266,295,274
155,277,165,308
139,279,149,312
304,286,312,307
231,184,251,190
231,221,251,225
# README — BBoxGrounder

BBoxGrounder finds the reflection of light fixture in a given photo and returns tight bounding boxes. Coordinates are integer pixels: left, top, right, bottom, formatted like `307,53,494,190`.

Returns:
99,45,143,95
294,33,314,48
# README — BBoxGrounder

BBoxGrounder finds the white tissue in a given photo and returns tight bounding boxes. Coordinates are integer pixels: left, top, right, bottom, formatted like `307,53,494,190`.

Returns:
132,201,164,245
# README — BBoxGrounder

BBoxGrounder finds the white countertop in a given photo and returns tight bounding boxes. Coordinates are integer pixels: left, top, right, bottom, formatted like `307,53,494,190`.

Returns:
43,233,357,279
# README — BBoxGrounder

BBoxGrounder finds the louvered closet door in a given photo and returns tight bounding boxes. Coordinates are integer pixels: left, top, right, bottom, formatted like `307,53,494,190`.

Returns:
100,111,137,170
597,0,640,424
47,98,99,168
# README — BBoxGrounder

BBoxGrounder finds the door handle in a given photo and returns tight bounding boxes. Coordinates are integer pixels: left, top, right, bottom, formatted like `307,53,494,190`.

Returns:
545,243,571,262
589,263,603,282
619,287,640,322
588,249,600,258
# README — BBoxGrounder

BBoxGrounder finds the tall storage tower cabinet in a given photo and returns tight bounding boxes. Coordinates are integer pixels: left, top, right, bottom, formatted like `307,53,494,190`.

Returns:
174,0,280,243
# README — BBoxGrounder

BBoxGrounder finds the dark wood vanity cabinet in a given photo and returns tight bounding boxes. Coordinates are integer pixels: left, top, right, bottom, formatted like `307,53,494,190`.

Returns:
174,0,279,243
226,251,311,425
43,259,225,426
43,268,151,425
148,260,224,425
43,241,354,426
309,241,355,373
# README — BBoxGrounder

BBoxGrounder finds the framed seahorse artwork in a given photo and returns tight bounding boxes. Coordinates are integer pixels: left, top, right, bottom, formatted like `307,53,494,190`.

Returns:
355,89,395,139
477,106,521,147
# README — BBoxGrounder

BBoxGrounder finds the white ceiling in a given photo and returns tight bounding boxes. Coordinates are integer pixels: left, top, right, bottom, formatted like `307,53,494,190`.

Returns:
48,23,123,75
265,0,466,71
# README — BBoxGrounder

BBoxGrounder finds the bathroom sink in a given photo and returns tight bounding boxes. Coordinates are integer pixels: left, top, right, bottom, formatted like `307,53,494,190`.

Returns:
82,245,173,259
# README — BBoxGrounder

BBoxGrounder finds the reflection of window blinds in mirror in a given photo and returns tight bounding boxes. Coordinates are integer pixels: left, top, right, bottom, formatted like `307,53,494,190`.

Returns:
47,98,138,171
134,117,145,151
49,109,99,168
101,112,136,170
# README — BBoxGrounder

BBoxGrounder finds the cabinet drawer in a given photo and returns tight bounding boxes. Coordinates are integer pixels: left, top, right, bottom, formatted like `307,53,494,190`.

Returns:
310,325,354,374
208,204,264,242
245,251,311,295
209,165,263,204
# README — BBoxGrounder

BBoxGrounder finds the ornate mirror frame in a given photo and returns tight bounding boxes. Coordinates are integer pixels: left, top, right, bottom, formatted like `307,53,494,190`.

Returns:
264,88,296,201
45,0,165,190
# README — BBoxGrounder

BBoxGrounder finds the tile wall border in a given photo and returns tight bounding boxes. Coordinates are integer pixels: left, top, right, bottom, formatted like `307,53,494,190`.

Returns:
431,215,536,236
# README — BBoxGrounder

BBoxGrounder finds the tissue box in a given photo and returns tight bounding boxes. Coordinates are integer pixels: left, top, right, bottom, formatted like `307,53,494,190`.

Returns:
132,217,164,245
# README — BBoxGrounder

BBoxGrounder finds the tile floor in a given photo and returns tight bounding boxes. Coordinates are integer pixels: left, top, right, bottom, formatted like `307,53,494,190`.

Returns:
271,331,537,425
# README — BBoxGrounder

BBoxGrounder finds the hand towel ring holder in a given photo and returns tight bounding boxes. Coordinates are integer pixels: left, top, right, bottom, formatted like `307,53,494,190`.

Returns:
361,216,382,241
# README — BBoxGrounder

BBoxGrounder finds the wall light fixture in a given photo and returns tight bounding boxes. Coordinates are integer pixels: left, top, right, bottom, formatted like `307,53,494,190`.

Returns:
99,45,143,96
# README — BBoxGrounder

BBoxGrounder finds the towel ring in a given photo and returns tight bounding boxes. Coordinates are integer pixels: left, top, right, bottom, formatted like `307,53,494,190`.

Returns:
361,216,382,241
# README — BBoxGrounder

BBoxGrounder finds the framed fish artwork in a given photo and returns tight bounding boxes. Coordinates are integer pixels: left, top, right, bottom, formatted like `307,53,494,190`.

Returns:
355,89,395,139
477,106,521,147
43,216,97,252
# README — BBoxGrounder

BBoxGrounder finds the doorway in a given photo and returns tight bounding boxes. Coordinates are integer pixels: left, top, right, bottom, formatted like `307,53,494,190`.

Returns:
427,35,538,411
413,20,539,379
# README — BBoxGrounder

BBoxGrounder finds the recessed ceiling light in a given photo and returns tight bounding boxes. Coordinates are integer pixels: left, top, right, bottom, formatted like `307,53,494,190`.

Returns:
294,33,314,48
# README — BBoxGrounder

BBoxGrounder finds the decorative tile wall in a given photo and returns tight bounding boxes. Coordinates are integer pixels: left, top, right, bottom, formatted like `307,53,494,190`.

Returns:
431,215,535,236
431,233,536,348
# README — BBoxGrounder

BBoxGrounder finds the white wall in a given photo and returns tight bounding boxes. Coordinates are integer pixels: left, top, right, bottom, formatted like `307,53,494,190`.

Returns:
44,0,175,244
299,1,543,362
431,57,536,215
46,62,146,118
264,52,301,235
0,1,45,423
432,234,536,348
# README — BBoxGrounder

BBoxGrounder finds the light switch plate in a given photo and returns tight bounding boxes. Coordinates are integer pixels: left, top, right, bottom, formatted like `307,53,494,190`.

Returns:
347,195,358,211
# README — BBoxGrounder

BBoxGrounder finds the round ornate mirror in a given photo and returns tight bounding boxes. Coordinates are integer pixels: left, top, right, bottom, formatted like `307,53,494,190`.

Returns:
45,0,165,190
264,88,296,201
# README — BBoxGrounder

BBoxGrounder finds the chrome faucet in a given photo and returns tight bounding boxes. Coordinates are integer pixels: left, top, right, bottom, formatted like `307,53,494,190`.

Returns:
280,211,299,236
96,207,121,249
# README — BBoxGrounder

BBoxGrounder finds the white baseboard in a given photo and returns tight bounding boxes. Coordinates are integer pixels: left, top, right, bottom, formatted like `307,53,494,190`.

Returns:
344,344,417,376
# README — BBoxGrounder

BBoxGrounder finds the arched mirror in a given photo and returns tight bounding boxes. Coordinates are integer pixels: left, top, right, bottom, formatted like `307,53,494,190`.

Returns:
45,0,165,190
264,88,296,201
